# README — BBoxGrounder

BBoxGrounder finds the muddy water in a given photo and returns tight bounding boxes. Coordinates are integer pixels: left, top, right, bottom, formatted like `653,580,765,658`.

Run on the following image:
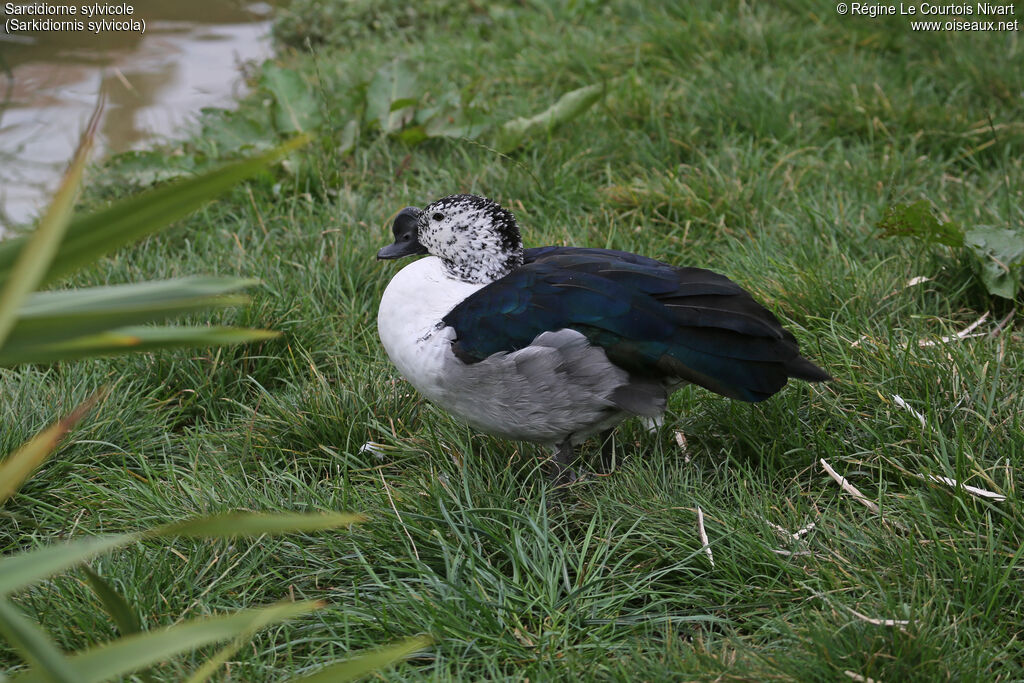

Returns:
0,0,278,232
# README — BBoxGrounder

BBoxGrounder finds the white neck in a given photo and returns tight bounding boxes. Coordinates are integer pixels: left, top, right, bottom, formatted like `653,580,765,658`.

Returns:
377,257,485,377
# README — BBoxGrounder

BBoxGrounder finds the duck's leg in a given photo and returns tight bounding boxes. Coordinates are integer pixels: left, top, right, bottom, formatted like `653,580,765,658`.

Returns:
549,439,577,487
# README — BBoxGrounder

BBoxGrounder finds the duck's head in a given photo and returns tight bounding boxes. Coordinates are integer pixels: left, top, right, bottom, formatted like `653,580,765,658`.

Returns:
377,194,524,284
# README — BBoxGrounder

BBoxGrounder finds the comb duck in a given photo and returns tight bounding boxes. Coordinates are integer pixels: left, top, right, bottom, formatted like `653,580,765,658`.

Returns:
376,194,829,485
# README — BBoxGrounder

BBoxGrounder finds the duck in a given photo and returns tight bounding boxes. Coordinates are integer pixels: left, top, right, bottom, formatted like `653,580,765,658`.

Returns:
376,193,830,486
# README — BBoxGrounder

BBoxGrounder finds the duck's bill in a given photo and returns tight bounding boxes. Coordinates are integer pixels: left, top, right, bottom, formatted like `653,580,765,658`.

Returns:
377,240,428,260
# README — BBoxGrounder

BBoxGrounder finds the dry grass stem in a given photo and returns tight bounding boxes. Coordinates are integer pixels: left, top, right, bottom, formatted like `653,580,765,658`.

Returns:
928,475,1006,501
820,459,881,514
696,506,713,568
917,312,990,347
771,549,815,557
847,606,911,627
381,470,419,561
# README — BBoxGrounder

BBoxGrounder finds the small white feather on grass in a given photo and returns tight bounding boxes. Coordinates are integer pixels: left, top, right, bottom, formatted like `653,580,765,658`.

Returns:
928,475,1006,501
793,521,816,539
891,394,926,428
359,442,388,460
849,334,870,348
905,275,932,288
674,430,691,464
763,518,816,541
844,671,878,683
696,506,713,568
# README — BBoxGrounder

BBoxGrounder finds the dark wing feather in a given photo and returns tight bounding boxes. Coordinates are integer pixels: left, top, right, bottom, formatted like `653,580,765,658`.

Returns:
443,247,830,402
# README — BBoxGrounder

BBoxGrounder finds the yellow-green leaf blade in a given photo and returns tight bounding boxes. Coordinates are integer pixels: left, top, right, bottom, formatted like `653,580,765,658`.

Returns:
291,635,432,683
0,392,102,505
182,637,248,683
0,599,78,683
80,565,142,637
4,277,259,350
0,512,359,597
0,534,138,597
9,601,323,683
0,325,280,367
151,511,365,539
0,101,100,347
182,590,325,683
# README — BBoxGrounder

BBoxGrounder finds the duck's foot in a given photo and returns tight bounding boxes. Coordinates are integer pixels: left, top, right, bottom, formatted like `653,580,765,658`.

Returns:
548,439,581,488
546,438,618,501
548,434,621,490
545,442,583,507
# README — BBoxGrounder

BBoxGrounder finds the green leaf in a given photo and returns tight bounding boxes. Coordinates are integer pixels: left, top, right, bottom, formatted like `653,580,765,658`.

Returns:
0,325,280,367
0,599,78,683
423,109,492,140
365,59,419,133
0,392,102,505
419,91,492,140
199,107,276,156
0,99,100,348
0,512,360,597
876,200,965,247
291,635,432,683
0,136,310,292
104,150,200,187
182,636,248,683
9,601,324,683
389,97,419,112
396,125,429,145
80,565,142,637
0,513,357,681
261,63,323,134
964,227,1024,299
151,511,365,539
495,83,602,152
3,277,259,351
0,534,137,596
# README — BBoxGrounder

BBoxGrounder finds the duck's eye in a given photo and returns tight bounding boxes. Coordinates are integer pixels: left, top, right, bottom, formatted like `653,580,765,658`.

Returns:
431,212,445,222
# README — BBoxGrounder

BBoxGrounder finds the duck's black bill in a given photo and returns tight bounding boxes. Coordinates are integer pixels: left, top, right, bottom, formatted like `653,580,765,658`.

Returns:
377,241,427,260
377,207,428,260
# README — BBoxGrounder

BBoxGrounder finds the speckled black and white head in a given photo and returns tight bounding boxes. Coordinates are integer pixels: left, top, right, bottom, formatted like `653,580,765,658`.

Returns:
377,194,524,284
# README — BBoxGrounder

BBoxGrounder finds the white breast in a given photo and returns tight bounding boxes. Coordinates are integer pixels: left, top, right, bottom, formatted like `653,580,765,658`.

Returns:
377,256,484,397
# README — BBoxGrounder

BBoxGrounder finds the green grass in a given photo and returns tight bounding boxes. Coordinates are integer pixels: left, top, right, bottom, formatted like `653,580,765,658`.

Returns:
3,0,1023,679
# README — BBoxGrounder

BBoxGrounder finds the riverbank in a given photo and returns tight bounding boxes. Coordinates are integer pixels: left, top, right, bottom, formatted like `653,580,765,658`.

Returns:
0,0,277,229
3,1,1023,680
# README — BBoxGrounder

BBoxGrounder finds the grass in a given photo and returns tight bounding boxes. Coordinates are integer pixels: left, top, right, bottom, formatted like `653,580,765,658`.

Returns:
2,0,1023,679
